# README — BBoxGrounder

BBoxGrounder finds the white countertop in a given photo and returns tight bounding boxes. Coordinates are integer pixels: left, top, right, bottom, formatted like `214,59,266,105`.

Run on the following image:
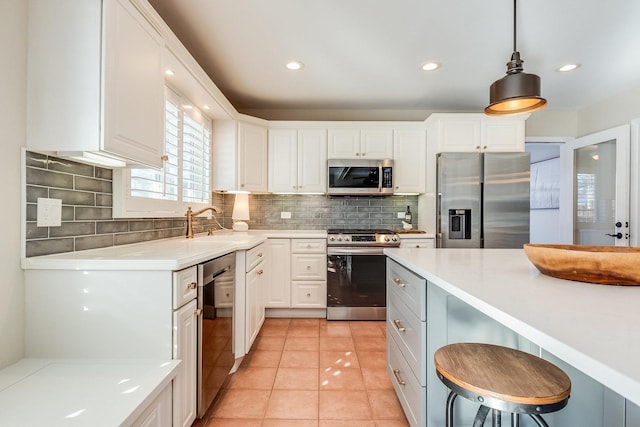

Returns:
0,358,180,426
384,248,640,406
22,229,327,271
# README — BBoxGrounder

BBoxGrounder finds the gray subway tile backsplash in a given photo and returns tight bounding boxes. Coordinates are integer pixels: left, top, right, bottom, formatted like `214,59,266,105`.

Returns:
25,151,419,257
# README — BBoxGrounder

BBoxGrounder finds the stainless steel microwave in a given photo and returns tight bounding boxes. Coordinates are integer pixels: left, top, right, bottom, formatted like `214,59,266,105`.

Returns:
327,159,394,196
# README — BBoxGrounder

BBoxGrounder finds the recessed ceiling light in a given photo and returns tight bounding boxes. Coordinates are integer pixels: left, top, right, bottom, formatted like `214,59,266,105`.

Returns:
203,105,210,110
182,104,193,110
557,63,581,72
421,62,441,71
286,61,304,70
165,69,175,76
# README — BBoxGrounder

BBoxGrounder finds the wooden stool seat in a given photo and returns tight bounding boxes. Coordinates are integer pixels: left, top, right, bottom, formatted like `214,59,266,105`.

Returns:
434,343,571,427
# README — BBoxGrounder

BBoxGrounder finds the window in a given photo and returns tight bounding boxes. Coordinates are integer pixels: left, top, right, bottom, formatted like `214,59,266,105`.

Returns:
113,87,212,218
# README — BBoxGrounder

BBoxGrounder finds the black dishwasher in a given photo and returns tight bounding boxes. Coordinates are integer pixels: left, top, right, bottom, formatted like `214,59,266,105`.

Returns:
197,252,235,417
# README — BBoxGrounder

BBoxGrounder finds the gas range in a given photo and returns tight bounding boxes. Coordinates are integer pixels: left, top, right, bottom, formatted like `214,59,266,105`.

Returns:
326,228,400,247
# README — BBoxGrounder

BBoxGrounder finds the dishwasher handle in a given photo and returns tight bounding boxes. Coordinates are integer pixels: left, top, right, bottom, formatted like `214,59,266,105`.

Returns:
202,264,232,285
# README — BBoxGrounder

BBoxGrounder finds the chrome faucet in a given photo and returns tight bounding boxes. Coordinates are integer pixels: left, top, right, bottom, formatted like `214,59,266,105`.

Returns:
185,206,221,238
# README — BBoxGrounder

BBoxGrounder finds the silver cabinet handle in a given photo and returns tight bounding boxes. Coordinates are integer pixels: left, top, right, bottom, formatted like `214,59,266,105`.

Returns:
195,308,203,316
188,282,197,290
392,369,406,386
393,278,406,288
393,319,406,332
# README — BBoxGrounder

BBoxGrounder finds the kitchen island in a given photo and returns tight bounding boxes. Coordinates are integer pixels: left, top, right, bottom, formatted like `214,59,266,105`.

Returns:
384,247,640,427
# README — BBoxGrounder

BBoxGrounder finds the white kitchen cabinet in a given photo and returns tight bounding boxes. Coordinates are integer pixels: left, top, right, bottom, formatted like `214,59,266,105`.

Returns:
291,239,327,309
427,113,527,153
268,128,327,193
172,266,197,310
265,239,292,308
172,299,197,427
27,0,165,168
213,118,269,192
238,122,269,192
131,384,172,427
393,129,426,194
245,243,266,350
327,128,393,159
386,259,427,427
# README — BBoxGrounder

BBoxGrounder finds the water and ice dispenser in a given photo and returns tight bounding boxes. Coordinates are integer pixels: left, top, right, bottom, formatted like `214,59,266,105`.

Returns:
449,209,471,240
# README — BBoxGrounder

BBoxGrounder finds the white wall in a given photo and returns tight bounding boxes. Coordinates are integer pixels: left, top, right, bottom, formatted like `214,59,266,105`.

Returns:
0,0,27,368
578,85,640,137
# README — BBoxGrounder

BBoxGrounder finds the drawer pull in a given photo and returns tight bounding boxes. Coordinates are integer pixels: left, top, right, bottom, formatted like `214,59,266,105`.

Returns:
187,282,197,290
307,244,312,248
393,278,406,288
393,319,406,333
392,369,406,386
257,252,263,258
257,269,264,275
195,308,203,316
306,265,311,270
306,293,311,297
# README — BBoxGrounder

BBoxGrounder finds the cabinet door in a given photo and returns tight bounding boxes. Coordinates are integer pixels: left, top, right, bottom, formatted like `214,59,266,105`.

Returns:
481,117,525,152
393,129,426,193
246,262,266,349
268,129,298,193
298,129,328,193
328,129,361,159
291,281,326,308
103,0,165,167
172,299,197,427
436,118,482,153
266,239,291,308
361,128,394,159
238,122,268,192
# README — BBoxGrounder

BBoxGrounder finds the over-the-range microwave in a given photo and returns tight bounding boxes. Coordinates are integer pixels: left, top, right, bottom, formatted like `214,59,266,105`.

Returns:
327,159,394,196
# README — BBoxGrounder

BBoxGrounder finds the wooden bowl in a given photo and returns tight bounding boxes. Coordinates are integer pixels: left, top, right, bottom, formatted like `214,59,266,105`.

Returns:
523,244,640,286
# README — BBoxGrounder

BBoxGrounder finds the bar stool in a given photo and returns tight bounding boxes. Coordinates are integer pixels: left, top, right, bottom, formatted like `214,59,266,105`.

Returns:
434,343,571,427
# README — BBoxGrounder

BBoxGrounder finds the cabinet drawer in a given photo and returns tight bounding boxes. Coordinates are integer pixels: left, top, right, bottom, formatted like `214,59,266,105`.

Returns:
291,239,326,254
388,333,426,427
387,260,426,320
291,253,326,280
387,297,426,384
246,243,266,272
291,281,326,307
399,238,435,249
173,266,197,309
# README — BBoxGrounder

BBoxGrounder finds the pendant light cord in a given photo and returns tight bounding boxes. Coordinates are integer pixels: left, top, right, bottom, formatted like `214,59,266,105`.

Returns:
513,0,517,52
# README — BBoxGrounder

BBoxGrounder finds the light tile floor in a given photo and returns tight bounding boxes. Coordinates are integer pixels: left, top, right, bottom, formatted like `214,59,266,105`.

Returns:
194,318,410,427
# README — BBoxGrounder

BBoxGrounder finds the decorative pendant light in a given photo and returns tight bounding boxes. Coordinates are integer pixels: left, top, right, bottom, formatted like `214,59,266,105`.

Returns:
485,0,547,116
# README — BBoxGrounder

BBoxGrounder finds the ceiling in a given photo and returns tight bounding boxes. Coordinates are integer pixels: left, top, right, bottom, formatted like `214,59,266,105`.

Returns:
147,0,640,120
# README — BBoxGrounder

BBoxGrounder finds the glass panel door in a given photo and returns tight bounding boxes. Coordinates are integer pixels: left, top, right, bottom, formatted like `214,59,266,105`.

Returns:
562,125,630,246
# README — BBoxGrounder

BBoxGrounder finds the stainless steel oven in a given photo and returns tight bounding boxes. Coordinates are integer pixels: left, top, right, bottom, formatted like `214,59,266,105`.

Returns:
326,229,399,320
197,252,235,417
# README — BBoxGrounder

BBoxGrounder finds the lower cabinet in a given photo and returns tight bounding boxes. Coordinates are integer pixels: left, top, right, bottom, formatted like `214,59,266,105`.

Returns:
131,384,173,427
266,238,327,311
244,243,267,351
172,299,197,427
398,236,435,249
386,259,426,427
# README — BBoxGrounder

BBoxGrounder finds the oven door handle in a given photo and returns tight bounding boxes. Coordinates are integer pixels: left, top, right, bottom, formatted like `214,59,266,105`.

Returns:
327,247,386,256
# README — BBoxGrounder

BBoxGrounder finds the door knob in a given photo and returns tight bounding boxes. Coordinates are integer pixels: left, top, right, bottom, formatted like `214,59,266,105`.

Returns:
606,232,623,239
615,222,622,228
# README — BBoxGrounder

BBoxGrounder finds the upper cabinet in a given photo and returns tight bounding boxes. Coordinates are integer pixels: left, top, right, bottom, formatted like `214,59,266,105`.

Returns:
427,113,528,153
393,128,426,194
212,117,269,193
327,128,394,159
269,128,327,193
27,0,165,168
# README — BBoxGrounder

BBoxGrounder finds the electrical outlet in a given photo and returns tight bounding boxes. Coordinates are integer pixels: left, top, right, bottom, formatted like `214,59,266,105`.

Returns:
37,198,62,227
397,212,405,219
281,212,292,219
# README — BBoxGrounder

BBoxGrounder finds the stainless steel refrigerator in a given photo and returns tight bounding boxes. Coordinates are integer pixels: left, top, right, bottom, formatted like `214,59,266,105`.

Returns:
436,152,530,248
